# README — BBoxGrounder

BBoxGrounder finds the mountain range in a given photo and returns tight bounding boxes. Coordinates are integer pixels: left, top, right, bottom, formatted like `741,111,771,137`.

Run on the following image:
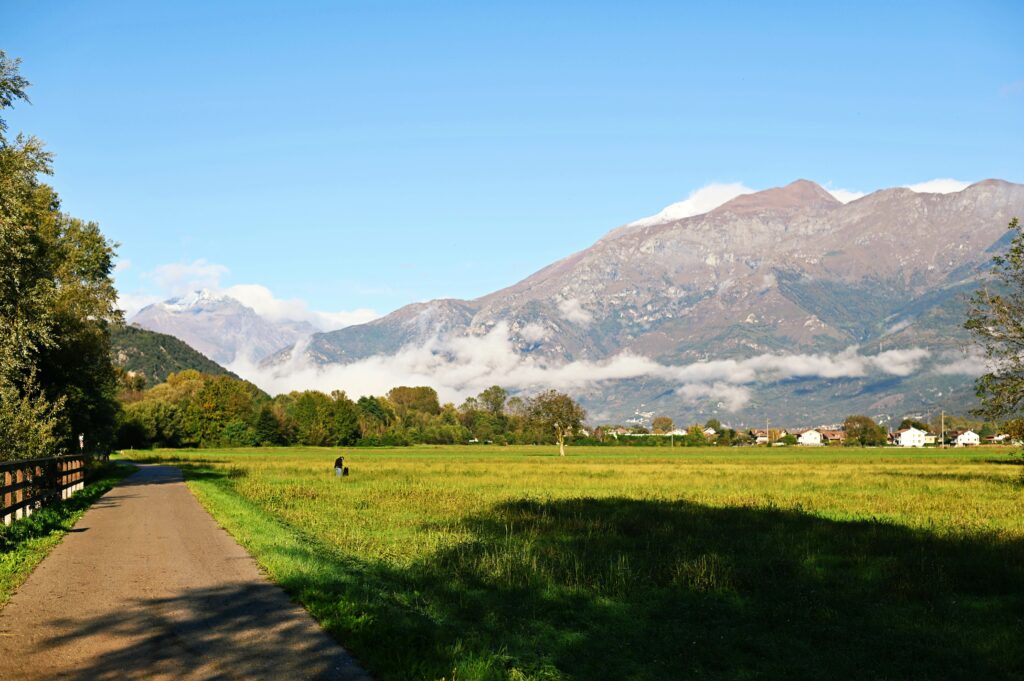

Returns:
129,179,1024,426
264,179,1024,425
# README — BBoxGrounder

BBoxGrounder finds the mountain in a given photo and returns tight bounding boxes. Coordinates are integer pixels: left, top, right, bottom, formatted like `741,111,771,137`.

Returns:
130,290,316,365
110,325,237,388
265,179,1024,425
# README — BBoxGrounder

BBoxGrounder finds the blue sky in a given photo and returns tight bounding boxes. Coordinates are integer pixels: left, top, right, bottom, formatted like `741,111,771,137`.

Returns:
5,1,1023,325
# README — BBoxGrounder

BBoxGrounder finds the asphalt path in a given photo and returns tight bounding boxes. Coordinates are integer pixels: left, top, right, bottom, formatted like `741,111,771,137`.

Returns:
0,464,371,681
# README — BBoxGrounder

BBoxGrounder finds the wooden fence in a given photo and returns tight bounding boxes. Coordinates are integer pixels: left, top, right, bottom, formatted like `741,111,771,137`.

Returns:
1,456,86,526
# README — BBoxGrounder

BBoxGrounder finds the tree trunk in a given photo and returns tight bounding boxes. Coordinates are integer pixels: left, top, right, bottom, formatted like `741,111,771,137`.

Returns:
558,432,565,456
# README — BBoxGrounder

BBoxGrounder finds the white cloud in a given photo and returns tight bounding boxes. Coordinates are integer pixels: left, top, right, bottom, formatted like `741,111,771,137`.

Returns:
627,182,754,228
231,322,935,412
519,323,547,343
223,284,379,331
557,298,593,325
903,178,970,194
826,187,866,203
933,350,989,377
676,382,751,412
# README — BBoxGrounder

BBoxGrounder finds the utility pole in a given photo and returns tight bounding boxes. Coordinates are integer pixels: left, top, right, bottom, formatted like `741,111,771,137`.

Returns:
941,410,945,449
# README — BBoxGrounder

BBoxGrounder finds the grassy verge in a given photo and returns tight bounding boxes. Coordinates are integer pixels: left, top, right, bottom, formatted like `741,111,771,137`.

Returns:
130,447,1024,681
0,461,135,605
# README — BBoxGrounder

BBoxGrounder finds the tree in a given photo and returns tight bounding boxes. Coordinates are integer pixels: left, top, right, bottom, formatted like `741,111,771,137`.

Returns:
843,415,887,446
387,386,441,416
965,218,1024,424
652,415,674,434
527,390,586,456
477,385,508,416
0,51,121,459
704,418,722,432
898,418,929,432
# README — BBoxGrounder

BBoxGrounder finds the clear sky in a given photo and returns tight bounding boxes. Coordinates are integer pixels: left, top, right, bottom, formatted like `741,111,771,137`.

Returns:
4,1,1023,325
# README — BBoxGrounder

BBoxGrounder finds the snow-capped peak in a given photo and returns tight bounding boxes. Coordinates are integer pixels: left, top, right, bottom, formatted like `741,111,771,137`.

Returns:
164,289,222,311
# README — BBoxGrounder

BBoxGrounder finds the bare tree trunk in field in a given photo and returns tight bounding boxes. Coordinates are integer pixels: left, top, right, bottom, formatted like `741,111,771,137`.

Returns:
558,434,566,456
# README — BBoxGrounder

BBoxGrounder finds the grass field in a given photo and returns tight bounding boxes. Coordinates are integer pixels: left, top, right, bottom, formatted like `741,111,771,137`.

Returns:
123,445,1024,681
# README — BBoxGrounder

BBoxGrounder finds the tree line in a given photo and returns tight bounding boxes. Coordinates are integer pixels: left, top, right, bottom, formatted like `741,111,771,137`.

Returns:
116,374,587,451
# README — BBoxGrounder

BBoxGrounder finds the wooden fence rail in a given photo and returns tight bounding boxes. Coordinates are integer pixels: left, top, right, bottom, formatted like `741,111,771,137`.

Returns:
1,455,86,526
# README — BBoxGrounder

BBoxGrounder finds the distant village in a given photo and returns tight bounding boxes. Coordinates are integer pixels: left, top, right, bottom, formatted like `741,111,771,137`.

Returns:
594,414,1019,448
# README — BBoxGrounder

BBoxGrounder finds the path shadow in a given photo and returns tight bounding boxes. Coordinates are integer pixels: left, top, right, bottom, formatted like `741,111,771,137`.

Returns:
37,581,364,681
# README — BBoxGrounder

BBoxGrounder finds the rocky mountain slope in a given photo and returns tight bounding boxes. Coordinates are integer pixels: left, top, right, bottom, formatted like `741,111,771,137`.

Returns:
130,290,315,365
267,179,1024,424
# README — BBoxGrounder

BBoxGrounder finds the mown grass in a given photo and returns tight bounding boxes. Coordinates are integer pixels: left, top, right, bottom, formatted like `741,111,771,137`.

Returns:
124,446,1024,680
0,461,135,605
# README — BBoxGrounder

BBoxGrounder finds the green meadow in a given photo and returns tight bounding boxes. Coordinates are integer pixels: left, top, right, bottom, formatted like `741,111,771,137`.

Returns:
123,445,1024,681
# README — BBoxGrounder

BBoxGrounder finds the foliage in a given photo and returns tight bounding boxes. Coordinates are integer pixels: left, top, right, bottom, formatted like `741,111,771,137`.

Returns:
651,415,674,433
0,51,120,459
966,218,1024,421
526,390,586,456
110,325,236,388
843,415,888,446
135,446,1024,681
0,377,65,460
898,418,929,431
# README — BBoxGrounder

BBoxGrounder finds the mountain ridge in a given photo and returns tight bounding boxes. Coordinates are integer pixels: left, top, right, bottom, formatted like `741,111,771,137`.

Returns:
130,289,316,365
259,178,1024,423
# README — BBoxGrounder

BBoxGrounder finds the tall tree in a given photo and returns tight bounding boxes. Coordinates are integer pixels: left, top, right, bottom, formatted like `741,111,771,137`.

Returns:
0,51,121,459
527,390,586,456
477,385,508,416
965,218,1024,423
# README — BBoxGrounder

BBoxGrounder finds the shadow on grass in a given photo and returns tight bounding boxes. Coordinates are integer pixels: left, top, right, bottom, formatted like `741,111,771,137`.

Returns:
263,495,1024,680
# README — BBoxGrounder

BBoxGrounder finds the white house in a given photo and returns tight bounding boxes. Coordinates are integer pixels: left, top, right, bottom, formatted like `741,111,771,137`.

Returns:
796,429,823,446
896,427,926,448
954,430,980,447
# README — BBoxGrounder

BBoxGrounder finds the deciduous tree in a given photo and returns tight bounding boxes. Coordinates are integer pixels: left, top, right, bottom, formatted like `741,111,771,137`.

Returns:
651,416,674,434
527,390,586,456
965,218,1024,424
843,415,887,446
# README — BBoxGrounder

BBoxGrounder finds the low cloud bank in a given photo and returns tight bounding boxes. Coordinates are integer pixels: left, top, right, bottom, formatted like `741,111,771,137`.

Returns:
231,323,935,412
223,284,378,330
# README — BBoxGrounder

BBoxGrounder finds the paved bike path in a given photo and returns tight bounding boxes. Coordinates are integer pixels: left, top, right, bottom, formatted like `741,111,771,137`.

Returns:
0,464,371,681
